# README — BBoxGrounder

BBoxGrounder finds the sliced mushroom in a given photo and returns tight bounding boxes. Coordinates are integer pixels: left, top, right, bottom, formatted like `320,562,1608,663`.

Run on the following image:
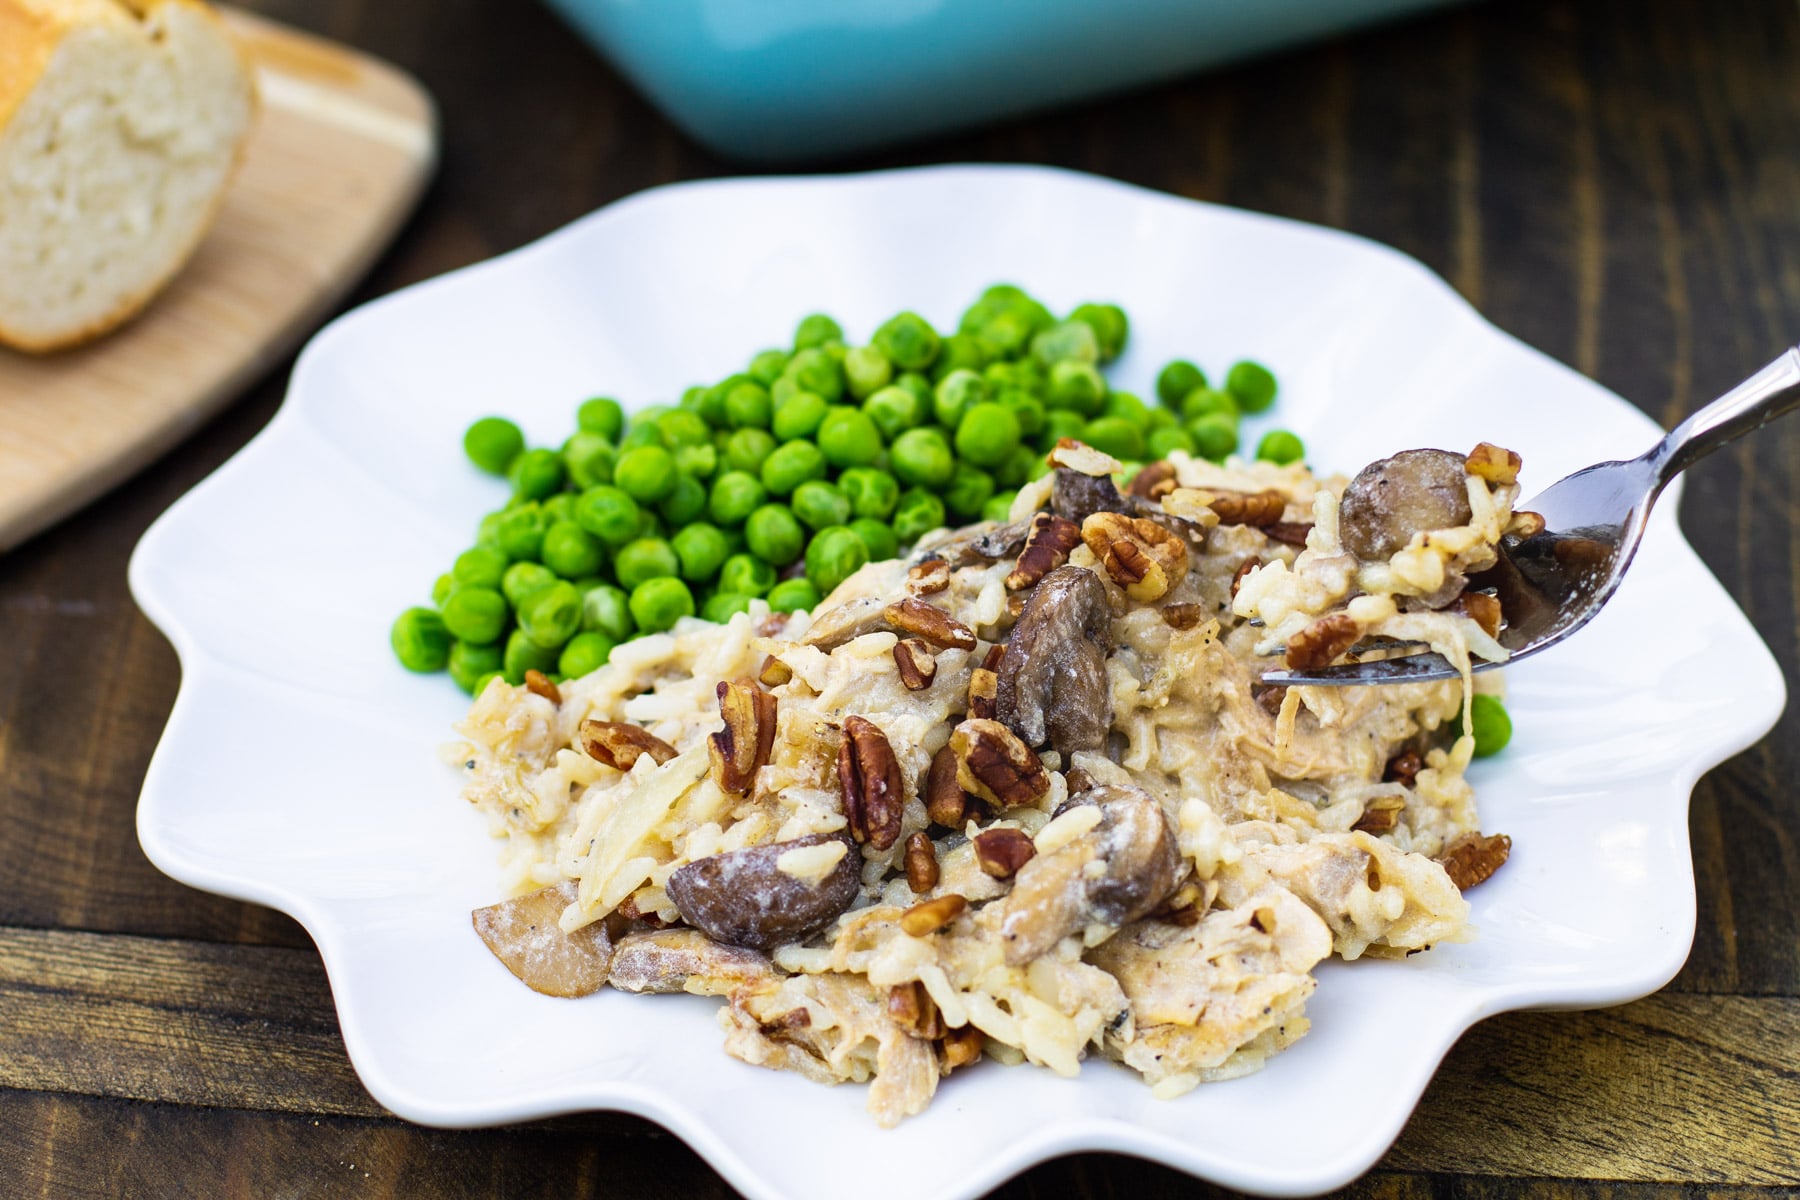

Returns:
996,565,1113,756
665,833,861,951
997,784,1182,966
1338,448,1473,561
921,518,1034,568
606,927,776,995
1051,467,1128,525
801,595,896,651
472,880,612,998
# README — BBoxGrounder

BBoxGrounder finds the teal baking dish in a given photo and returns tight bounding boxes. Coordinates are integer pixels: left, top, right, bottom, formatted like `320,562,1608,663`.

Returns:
542,0,1466,162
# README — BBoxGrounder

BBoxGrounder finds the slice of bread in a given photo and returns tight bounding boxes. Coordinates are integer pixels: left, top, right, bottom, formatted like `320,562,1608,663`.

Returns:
0,0,255,353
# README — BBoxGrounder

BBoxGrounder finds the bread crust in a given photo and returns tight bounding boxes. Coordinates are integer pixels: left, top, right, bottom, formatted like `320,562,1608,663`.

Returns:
0,0,257,354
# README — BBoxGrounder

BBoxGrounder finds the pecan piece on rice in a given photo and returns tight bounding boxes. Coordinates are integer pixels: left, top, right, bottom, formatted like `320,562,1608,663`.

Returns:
924,744,969,828
951,718,1050,808
899,893,967,937
1437,831,1512,890
1080,511,1188,602
904,831,940,893
888,981,946,1040
1161,602,1204,631
1005,511,1083,591
883,597,978,650
579,720,677,771
973,827,1037,879
1465,441,1522,486
907,557,951,595
1127,460,1178,501
1209,489,1287,527
1283,613,1361,671
708,677,778,796
837,715,904,850
1450,591,1503,636
523,669,562,705
893,638,939,691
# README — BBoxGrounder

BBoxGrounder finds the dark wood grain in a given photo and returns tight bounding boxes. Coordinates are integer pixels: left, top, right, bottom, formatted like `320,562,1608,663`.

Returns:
0,0,1795,1195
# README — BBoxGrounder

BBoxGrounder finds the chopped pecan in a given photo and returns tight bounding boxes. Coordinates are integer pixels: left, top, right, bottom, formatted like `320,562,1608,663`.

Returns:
899,893,967,936
893,639,939,690
1264,522,1314,546
755,611,790,638
1352,794,1407,834
904,831,940,893
1161,602,1204,631
907,557,951,595
1209,489,1287,527
1283,613,1361,671
1151,879,1206,927
1437,831,1512,890
1231,557,1261,599
837,715,903,851
1252,684,1287,716
708,677,778,796
1005,511,1083,591
982,644,1006,671
1127,460,1178,500
951,718,1050,808
757,654,793,687
1465,442,1522,486
883,597,978,650
924,744,968,827
967,668,998,720
579,720,678,771
888,981,945,1040
1384,749,1424,787
1047,438,1123,477
1451,591,1503,637
941,1024,983,1071
523,669,562,705
973,827,1037,878
1507,510,1546,538
1080,512,1189,602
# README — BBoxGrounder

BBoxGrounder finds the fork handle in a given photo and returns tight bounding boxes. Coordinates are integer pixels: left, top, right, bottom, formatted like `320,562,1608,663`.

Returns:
1649,345,1800,485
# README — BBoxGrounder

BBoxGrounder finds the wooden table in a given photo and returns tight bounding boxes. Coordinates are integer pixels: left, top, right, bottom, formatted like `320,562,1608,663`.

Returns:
4,0,1796,1195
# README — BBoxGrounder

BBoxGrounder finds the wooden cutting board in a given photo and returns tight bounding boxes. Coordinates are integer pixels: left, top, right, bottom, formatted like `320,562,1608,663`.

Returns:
0,8,436,553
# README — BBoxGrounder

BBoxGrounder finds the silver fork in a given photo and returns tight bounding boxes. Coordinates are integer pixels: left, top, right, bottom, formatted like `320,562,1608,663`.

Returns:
1261,345,1800,686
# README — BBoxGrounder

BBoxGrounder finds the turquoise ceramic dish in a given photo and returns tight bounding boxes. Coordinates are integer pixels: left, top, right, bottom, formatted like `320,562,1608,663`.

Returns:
542,0,1466,161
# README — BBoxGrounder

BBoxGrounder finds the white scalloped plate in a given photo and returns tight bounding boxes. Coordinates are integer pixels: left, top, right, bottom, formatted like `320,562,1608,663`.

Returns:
130,165,1785,1199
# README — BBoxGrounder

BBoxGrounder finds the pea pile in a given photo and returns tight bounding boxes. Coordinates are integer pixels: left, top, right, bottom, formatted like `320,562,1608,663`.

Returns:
390,285,1302,693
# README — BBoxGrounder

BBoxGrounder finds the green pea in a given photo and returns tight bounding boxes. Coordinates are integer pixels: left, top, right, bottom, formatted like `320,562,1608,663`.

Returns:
873,311,941,371
652,410,707,450
629,577,695,633
890,427,955,488
760,440,827,496
674,442,717,479
997,444,1048,488
509,448,565,500
448,546,503,591
954,402,1022,468
1068,302,1128,361
844,344,893,399
679,385,708,413
1147,425,1198,458
671,523,730,582
502,561,557,609
944,462,996,520
1101,391,1151,428
558,631,616,679
614,445,678,503
449,639,505,694
1031,320,1099,366
745,504,806,565
864,385,924,441
619,422,664,451
1144,407,1177,431
1226,360,1278,413
722,427,778,475
431,573,455,607
766,578,821,614
574,486,642,546
615,538,680,588
658,474,708,526
1082,417,1146,462
805,525,869,595
817,408,884,468
495,502,550,562
1181,387,1240,425
440,585,509,645
719,552,777,597
464,417,526,476
791,480,852,531
702,592,754,623
391,607,451,672
1460,694,1513,757
517,580,581,649
577,397,625,442
838,466,900,520
849,518,899,562
1046,360,1107,415
772,389,829,441
985,358,1044,397
794,313,844,351
503,628,560,684
974,307,1035,359
538,520,600,579
931,332,989,380
748,348,791,386
542,493,577,525
708,470,768,526
933,368,988,428
1256,429,1306,465
892,488,947,544
581,583,634,640
475,510,506,551
725,381,773,429
699,376,739,426
1001,391,1047,438
1156,361,1207,408
1043,409,1088,447
636,509,666,540
785,347,845,402
1188,414,1240,462
981,493,1017,523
